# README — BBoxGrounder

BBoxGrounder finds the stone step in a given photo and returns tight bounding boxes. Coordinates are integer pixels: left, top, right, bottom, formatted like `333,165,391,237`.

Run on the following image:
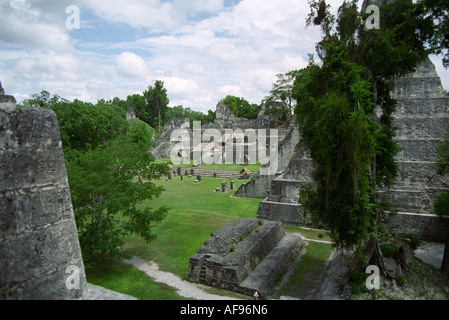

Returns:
174,167,246,179
239,234,306,297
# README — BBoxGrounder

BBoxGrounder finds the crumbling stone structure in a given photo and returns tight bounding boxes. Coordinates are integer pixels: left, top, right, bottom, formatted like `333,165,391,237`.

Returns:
208,103,272,130
0,81,16,109
0,84,134,300
151,103,287,163
126,107,136,120
233,120,300,199
186,218,305,297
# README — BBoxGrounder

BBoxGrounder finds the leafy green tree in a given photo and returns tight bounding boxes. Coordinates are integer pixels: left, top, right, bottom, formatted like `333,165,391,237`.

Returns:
295,0,432,272
19,91,168,270
166,105,216,127
263,70,300,126
19,90,68,108
127,118,154,148
67,135,169,269
49,99,128,154
420,0,449,68
203,109,216,125
219,95,261,119
143,80,170,130
126,94,148,124
295,49,380,251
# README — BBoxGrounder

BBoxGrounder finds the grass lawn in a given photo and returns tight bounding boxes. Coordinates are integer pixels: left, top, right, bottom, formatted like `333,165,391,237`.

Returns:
275,241,334,299
123,176,262,277
87,262,189,300
86,175,334,300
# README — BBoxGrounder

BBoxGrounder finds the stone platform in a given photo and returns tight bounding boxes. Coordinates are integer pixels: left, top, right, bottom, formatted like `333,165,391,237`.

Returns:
186,218,306,297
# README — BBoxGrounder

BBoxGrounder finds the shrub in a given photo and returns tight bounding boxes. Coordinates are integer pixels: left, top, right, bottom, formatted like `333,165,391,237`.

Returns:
380,243,396,258
396,275,407,286
407,234,423,250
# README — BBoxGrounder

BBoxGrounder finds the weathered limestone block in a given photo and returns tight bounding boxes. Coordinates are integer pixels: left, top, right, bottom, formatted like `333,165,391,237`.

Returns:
163,118,190,131
0,106,86,300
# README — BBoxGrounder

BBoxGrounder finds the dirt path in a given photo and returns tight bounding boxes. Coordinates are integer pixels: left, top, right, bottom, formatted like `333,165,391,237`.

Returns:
123,256,241,300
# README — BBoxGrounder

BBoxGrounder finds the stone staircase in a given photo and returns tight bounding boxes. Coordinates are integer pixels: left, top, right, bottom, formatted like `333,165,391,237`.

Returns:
174,167,246,180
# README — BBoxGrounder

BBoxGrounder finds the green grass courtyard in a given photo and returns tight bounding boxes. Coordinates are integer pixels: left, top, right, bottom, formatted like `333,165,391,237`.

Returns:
86,174,333,300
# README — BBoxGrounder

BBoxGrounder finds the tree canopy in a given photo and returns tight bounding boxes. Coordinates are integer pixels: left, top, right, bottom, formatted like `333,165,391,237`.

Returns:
142,80,170,130
295,0,432,259
219,95,262,119
421,0,449,68
166,105,216,127
263,70,300,126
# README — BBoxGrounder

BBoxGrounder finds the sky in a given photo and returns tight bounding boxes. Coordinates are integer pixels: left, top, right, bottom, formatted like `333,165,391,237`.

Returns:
0,0,447,114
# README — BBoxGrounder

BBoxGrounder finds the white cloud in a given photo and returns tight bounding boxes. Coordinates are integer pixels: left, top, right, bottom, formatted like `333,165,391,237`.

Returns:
0,1,73,53
80,0,224,33
116,52,150,79
3,0,429,113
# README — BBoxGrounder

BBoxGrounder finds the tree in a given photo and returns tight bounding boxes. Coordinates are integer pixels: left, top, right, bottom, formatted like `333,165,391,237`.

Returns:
49,99,128,154
143,80,170,130
263,70,300,126
295,0,432,273
127,94,148,124
19,90,68,108
420,0,449,68
203,109,216,125
41,92,169,269
67,135,169,269
166,105,216,127
219,95,261,119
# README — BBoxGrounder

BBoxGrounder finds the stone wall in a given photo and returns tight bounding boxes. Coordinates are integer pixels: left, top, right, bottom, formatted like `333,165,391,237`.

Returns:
0,103,87,299
210,103,272,130
233,121,300,199
151,103,276,160
186,218,305,296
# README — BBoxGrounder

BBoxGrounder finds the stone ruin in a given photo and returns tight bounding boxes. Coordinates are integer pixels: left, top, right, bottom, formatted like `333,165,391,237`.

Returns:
0,81,16,109
126,107,136,120
164,117,190,131
150,103,287,162
210,103,272,130
0,84,134,300
186,218,306,297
